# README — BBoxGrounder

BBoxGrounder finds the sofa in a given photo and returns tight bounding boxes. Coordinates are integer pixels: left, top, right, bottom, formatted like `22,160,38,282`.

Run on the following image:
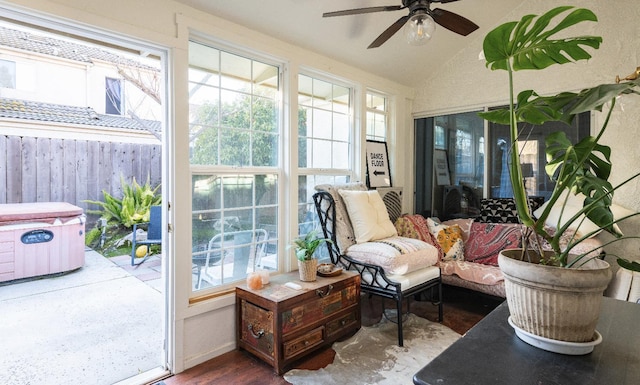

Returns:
395,198,604,298
395,214,515,297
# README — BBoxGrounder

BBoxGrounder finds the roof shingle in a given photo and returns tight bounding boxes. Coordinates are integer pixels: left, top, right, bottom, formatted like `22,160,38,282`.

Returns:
0,97,161,131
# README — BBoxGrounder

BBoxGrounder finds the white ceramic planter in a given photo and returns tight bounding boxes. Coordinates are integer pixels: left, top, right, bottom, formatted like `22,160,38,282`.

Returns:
499,249,612,344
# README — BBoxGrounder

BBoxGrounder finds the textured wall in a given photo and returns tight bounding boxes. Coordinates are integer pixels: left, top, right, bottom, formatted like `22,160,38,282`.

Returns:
413,0,640,265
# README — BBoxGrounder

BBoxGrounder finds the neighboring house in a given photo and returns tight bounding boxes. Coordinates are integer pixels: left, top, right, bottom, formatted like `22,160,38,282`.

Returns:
0,24,161,130
0,26,162,207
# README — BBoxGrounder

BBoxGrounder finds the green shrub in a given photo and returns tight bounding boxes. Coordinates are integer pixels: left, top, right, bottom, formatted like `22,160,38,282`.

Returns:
85,226,102,247
85,175,161,229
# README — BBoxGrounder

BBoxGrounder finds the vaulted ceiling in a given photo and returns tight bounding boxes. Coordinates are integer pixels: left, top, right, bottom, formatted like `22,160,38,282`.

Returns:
173,0,524,86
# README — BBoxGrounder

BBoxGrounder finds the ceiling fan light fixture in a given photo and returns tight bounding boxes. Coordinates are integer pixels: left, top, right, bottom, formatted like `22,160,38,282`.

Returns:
404,13,435,46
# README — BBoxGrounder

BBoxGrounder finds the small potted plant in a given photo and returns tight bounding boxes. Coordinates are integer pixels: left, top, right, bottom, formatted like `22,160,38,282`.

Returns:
479,5,640,351
291,230,332,282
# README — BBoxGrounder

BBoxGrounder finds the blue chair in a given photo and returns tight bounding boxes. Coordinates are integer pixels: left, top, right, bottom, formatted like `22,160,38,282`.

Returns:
131,205,162,266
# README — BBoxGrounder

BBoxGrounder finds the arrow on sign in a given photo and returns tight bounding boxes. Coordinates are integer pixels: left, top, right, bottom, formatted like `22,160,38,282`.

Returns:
373,170,386,176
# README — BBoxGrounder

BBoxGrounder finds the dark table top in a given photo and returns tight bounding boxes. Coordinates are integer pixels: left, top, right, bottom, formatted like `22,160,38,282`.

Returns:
413,297,640,385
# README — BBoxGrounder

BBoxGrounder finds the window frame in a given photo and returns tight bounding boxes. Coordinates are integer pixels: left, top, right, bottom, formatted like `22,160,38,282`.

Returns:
105,76,123,115
188,37,285,295
0,58,16,89
365,90,388,142
296,71,356,262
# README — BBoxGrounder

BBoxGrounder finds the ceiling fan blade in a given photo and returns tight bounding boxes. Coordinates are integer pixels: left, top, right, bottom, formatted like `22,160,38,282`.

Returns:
431,8,479,36
368,15,411,49
323,6,403,18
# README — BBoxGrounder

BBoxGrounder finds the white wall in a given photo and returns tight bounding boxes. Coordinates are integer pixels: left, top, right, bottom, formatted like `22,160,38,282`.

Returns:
1,0,415,375
0,48,88,104
413,0,640,270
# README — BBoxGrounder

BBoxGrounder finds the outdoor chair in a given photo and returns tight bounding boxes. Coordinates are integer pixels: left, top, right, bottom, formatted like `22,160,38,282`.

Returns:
130,205,162,266
196,229,268,289
313,183,442,346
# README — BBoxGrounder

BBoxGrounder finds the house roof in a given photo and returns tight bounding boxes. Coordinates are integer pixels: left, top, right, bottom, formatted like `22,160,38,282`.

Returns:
0,26,156,71
0,97,161,132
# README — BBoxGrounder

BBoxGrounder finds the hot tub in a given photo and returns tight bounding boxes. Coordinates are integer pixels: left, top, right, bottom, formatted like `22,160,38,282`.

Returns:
0,202,85,283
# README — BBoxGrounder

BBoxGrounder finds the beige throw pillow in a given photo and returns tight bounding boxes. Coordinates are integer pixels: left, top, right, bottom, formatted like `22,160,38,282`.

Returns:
338,189,397,243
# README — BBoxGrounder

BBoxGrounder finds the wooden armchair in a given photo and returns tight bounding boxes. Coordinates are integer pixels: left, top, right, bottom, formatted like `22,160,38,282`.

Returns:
313,183,442,346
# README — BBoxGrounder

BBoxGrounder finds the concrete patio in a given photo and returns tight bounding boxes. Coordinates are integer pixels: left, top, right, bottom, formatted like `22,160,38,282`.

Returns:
0,248,164,385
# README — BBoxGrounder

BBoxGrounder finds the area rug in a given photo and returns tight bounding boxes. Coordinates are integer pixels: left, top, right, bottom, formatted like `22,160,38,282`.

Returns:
284,314,460,385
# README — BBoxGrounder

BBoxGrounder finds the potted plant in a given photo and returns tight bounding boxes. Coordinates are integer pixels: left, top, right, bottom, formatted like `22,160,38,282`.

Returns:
479,6,640,351
291,230,332,282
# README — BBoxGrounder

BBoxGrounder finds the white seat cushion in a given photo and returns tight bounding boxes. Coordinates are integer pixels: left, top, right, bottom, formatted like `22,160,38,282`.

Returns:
346,236,439,275
361,265,440,291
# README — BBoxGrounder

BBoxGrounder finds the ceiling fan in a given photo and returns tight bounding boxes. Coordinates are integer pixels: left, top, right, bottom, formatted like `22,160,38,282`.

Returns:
323,0,479,49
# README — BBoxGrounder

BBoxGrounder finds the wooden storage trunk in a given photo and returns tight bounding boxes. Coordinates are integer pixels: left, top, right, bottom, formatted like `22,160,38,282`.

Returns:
236,270,360,374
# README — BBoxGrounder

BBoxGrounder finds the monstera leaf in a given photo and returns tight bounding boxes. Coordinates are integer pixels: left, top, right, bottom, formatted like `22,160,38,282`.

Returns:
483,6,601,72
544,131,619,237
618,258,640,272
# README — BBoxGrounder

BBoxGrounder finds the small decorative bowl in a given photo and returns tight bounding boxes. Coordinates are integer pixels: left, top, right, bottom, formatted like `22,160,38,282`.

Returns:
317,263,343,277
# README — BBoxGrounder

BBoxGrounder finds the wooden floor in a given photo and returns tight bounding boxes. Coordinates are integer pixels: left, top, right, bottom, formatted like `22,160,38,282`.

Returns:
161,286,503,385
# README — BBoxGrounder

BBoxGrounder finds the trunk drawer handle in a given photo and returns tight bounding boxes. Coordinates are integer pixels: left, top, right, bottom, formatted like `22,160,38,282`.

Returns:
248,324,265,339
316,284,334,298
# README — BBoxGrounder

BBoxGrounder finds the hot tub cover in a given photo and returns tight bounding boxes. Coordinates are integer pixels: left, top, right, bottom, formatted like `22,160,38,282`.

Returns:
0,202,84,225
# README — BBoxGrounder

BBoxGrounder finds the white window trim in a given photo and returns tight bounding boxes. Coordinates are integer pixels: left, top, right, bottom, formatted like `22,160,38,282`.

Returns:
365,89,389,142
187,36,286,297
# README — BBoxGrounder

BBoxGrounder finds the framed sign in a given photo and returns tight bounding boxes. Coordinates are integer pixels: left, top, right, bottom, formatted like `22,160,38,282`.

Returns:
365,140,392,188
434,149,451,186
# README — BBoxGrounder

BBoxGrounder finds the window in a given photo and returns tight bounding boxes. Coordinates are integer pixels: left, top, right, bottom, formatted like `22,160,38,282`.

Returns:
366,92,387,141
415,109,591,220
297,74,353,262
414,111,484,220
434,111,485,189
105,77,122,115
455,129,473,175
0,59,16,88
434,124,446,150
488,112,590,199
298,74,350,170
189,41,281,291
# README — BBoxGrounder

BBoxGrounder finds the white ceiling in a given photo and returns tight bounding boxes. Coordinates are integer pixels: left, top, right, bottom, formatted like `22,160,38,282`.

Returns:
173,0,524,86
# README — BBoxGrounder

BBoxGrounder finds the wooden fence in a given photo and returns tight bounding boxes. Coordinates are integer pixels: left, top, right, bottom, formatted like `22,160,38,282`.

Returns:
0,135,162,221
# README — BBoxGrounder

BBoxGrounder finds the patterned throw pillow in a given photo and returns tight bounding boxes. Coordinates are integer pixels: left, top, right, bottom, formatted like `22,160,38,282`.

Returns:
427,217,465,261
475,197,545,224
475,198,520,223
464,222,524,266
395,214,431,241
442,218,475,242
395,215,444,261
